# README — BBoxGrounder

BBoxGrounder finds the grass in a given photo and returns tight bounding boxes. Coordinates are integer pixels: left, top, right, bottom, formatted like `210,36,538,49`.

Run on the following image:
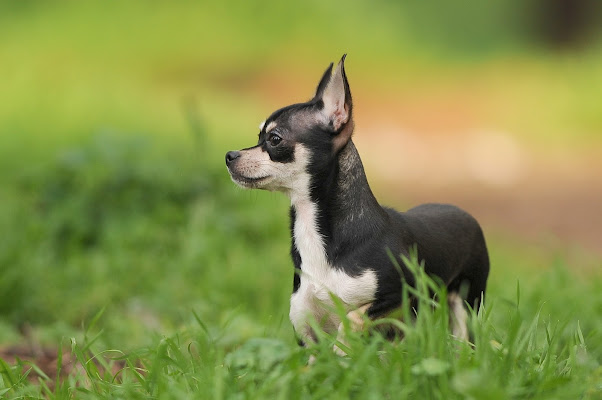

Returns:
0,1,601,398
1,236,600,399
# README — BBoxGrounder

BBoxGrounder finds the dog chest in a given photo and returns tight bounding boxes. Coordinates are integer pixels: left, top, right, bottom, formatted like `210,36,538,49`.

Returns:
289,268,377,330
289,198,377,334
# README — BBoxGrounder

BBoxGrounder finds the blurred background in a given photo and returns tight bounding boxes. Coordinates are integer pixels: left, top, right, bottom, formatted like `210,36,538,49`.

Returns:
0,0,601,356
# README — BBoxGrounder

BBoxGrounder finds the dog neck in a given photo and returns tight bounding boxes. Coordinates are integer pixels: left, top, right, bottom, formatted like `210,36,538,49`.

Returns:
290,140,387,269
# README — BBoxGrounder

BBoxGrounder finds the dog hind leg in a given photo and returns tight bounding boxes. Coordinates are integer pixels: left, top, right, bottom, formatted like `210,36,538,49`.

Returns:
448,292,469,341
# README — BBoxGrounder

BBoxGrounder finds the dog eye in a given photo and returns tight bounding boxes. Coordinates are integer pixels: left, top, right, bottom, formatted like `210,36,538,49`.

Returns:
269,134,282,146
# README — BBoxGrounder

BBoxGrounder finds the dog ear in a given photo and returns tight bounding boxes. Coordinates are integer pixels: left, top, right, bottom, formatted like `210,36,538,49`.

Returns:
315,55,353,151
320,55,352,132
314,62,334,99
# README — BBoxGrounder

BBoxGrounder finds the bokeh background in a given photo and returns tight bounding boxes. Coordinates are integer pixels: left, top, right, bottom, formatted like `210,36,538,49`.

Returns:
1,0,601,362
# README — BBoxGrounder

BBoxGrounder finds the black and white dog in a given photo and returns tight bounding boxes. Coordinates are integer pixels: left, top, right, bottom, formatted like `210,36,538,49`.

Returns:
225,55,489,352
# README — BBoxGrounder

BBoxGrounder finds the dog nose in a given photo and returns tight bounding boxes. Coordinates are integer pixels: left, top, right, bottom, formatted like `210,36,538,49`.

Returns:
225,151,241,165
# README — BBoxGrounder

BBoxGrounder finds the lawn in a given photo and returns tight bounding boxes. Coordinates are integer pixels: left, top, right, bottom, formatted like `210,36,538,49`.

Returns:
0,1,601,398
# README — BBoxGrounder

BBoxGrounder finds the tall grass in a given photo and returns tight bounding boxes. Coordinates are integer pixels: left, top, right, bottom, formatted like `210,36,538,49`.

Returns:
2,250,600,399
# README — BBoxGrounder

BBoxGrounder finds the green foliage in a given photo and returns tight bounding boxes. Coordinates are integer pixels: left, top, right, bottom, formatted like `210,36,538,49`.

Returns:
26,134,203,252
2,254,600,399
0,128,290,334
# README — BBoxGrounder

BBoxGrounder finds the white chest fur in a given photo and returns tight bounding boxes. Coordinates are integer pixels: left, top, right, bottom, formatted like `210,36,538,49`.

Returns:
288,196,377,338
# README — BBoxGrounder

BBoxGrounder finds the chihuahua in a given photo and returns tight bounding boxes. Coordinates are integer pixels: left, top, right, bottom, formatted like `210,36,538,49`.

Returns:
225,55,489,352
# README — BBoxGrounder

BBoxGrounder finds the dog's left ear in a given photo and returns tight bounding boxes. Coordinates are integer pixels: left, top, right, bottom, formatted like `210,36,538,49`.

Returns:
315,55,354,151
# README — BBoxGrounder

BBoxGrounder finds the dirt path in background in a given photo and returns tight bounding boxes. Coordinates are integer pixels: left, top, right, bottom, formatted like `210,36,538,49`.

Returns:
371,160,602,255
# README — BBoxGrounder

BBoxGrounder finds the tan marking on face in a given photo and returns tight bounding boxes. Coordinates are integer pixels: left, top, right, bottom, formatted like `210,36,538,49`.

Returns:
228,144,313,193
227,146,272,189
259,120,266,131
266,121,277,133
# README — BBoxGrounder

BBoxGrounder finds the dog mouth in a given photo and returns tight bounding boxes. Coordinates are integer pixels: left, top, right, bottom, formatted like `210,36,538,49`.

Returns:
228,171,271,187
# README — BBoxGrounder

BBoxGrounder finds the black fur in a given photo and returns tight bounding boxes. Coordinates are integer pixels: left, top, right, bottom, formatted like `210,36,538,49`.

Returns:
300,139,489,318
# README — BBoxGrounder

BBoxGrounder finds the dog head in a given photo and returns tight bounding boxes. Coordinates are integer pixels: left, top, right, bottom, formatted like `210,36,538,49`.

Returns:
225,55,354,197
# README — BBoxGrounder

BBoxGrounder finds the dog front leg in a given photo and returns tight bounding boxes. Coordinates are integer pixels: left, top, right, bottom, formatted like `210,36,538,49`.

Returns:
333,303,372,356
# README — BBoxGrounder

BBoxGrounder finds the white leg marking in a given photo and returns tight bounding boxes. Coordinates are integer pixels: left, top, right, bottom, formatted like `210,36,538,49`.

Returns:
334,303,372,356
448,292,469,341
